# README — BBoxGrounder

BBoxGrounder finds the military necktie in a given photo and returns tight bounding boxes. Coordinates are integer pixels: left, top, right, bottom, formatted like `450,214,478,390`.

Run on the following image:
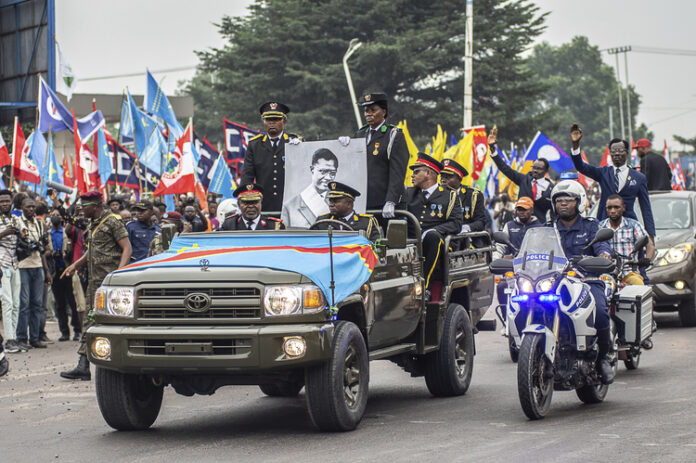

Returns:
614,167,620,191
271,138,279,149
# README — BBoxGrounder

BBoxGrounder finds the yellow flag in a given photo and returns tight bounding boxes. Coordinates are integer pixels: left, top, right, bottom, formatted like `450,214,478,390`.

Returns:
449,129,475,186
431,124,447,161
397,120,419,186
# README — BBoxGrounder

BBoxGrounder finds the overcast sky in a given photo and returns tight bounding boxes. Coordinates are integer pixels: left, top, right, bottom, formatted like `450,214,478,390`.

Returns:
56,0,696,150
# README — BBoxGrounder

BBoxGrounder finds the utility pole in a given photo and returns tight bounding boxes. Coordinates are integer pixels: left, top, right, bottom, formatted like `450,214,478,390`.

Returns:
607,46,632,141
463,0,473,128
609,106,614,139
342,39,363,129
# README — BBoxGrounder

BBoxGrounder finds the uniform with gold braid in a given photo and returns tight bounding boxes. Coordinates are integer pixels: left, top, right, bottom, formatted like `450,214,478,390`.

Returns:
441,158,486,234
312,181,380,241
220,183,286,231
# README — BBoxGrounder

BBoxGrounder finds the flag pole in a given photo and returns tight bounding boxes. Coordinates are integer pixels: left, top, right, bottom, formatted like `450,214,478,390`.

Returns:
9,116,17,190
39,123,52,194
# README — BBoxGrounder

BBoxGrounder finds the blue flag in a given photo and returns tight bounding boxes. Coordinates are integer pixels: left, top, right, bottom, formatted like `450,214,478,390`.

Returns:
27,130,47,174
224,118,259,177
119,100,133,144
109,141,159,191
41,132,62,197
207,154,236,199
146,70,184,139
140,128,168,175
163,194,176,212
194,133,217,190
524,132,574,173
127,89,148,155
38,76,104,140
97,127,113,186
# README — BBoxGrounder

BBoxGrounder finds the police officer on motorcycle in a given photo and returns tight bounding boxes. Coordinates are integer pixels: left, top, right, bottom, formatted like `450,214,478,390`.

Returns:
550,180,615,384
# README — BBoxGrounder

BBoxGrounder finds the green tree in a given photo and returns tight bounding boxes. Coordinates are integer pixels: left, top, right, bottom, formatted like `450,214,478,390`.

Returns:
673,134,696,154
186,0,548,146
526,36,650,164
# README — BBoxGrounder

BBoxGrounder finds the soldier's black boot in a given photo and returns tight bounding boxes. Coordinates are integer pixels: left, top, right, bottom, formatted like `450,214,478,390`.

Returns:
60,354,91,381
596,328,614,385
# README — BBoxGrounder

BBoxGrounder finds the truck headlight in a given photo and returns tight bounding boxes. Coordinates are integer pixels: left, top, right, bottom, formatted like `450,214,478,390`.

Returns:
95,286,135,318
263,285,325,316
655,243,693,266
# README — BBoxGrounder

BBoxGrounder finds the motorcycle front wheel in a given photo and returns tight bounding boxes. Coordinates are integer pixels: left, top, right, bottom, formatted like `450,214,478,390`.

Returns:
517,333,554,420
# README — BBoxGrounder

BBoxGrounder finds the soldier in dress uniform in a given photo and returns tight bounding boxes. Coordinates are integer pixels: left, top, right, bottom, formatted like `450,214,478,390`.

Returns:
240,101,301,213
220,184,286,231
312,181,381,241
59,190,132,381
399,153,461,301
340,93,409,219
439,158,486,234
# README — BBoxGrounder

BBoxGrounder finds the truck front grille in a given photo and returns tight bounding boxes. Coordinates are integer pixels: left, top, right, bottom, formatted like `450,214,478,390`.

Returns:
136,286,262,320
128,338,252,356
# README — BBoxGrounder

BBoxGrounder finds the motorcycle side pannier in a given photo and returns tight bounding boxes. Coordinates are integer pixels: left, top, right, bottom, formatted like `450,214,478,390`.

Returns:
614,285,653,344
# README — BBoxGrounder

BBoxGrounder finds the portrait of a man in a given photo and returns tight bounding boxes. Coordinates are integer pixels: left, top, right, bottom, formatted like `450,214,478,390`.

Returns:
282,148,338,228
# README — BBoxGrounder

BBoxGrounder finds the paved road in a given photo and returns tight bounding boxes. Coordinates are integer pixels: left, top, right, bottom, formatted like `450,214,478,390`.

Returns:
1,313,695,462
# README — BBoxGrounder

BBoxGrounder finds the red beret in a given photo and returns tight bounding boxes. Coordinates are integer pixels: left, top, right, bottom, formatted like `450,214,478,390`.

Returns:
79,190,103,203
163,211,182,220
635,139,651,148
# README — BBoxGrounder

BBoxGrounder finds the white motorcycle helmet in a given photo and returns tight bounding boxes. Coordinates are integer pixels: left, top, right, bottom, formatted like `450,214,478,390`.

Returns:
550,180,587,214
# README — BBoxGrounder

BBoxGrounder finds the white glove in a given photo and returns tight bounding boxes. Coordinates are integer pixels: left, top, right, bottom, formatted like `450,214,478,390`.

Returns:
338,136,351,147
461,224,471,233
382,201,396,219
288,138,301,145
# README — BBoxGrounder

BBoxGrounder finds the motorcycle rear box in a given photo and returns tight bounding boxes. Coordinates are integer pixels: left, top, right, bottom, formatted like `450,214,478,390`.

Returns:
615,285,653,344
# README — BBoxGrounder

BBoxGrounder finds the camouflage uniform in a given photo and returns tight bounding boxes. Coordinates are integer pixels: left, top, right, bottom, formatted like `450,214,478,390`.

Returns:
148,233,165,257
78,211,127,354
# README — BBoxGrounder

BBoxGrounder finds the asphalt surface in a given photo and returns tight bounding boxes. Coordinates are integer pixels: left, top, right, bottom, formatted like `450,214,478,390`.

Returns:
1,312,695,463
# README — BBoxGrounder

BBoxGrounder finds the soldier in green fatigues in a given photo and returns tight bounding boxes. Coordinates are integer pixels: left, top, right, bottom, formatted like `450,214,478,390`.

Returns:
59,191,132,381
148,211,184,257
312,182,381,241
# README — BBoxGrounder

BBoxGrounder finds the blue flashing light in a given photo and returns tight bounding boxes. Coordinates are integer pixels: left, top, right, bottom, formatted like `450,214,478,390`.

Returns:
538,293,560,303
511,295,530,303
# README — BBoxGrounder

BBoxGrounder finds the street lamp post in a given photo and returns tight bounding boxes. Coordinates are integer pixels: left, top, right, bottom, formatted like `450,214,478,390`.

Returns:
343,38,363,129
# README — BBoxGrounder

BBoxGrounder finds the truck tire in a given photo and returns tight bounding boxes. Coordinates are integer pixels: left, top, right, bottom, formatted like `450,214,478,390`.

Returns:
304,321,369,432
518,333,553,420
95,367,163,431
678,298,696,327
259,380,304,397
424,304,474,397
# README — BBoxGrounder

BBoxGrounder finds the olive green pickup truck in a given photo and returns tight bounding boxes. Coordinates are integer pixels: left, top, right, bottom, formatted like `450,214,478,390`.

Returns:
86,213,494,432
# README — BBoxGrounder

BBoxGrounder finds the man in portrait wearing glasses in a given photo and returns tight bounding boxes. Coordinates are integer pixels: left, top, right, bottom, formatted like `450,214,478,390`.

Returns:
569,123,656,239
282,148,338,228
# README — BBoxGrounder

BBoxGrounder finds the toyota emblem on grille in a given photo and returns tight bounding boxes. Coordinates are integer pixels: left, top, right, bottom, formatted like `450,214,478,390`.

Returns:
184,292,211,312
199,259,210,271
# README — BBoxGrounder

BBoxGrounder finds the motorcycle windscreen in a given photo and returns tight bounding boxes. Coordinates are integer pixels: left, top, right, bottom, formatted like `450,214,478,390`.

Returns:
513,227,568,279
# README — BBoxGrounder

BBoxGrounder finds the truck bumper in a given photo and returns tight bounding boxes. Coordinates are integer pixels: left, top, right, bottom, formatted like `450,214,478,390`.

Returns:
85,323,335,374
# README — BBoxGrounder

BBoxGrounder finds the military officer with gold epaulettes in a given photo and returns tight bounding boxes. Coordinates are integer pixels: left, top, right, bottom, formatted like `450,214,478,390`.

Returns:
240,101,301,213
399,153,461,301
312,182,381,241
440,158,487,234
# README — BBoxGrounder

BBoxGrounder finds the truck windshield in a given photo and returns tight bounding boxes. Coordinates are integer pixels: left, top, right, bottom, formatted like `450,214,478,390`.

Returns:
513,227,567,279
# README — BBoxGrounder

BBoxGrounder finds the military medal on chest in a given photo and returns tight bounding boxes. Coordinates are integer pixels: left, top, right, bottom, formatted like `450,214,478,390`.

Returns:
430,204,437,217
437,204,443,218
373,142,380,156
464,206,470,219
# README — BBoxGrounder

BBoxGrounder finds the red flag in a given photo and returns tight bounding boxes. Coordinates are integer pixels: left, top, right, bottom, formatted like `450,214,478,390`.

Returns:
154,121,196,195
599,146,610,167
0,130,10,168
10,118,25,169
72,109,87,194
10,119,40,184
577,152,593,188
663,140,671,163
462,125,488,180
62,153,74,188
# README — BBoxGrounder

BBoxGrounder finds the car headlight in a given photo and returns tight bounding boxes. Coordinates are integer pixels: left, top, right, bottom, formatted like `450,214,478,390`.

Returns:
95,286,134,318
263,285,326,316
517,277,534,293
655,243,693,266
536,278,555,293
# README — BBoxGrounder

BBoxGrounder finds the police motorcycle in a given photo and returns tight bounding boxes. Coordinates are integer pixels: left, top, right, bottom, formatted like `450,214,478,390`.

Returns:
490,226,615,420
603,235,655,370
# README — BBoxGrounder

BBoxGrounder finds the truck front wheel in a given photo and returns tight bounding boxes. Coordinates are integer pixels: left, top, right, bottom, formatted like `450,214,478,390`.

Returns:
424,303,474,397
304,321,369,432
95,367,163,431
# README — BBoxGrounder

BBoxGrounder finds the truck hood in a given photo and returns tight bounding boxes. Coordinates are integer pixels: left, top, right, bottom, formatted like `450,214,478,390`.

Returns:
102,266,306,287
654,228,694,249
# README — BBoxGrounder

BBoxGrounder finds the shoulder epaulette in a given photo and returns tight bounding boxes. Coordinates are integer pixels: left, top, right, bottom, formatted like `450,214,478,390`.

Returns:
250,134,263,141
446,190,457,219
388,124,401,131
438,186,444,192
267,217,283,222
358,213,372,218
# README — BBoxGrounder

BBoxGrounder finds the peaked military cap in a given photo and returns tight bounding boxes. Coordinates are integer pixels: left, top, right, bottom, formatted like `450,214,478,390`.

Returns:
441,158,469,178
357,93,388,108
259,101,290,119
132,199,153,210
409,152,443,174
326,181,361,200
233,183,264,201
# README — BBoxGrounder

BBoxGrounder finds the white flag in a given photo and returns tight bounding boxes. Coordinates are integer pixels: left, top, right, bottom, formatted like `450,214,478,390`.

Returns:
57,43,77,100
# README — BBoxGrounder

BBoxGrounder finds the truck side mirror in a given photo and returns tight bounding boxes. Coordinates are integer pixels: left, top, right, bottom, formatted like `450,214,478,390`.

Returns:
385,220,407,249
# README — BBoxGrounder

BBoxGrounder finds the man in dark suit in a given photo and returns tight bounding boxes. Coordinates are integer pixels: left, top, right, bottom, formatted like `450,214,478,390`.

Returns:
344,93,409,219
240,101,301,213
220,184,285,231
487,126,552,222
636,138,672,191
399,153,461,302
312,182,381,241
569,123,656,237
